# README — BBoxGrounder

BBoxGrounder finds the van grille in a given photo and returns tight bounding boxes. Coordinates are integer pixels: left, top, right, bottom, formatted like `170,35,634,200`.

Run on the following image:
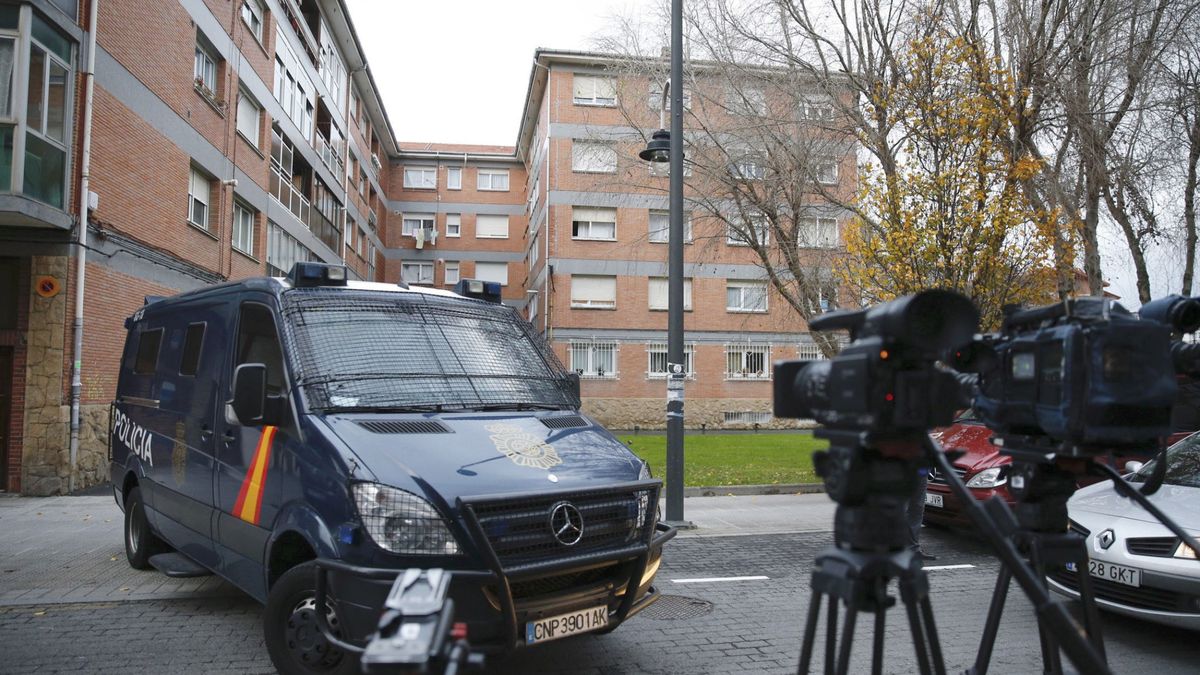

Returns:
541,415,589,429
1126,537,1178,557
467,485,655,571
355,420,453,434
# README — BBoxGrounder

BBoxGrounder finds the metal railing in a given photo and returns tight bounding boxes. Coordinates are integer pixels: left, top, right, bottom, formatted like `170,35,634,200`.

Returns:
269,163,311,227
314,128,343,178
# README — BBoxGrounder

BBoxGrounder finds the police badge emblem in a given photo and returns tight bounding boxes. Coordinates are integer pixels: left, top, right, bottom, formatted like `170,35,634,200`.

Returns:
485,423,563,470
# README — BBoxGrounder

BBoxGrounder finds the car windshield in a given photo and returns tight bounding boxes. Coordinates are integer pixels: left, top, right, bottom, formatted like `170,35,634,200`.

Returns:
1131,433,1200,488
954,408,983,424
280,289,578,412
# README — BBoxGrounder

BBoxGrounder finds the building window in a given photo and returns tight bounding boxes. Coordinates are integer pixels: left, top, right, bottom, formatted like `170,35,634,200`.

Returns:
570,341,617,379
816,160,838,185
648,277,692,311
728,216,770,247
529,231,539,268
233,201,256,256
729,87,767,116
572,141,617,173
800,95,835,121
273,39,314,140
22,17,73,208
188,167,211,230
797,342,829,360
727,280,768,313
401,262,434,285
235,91,261,146
572,207,616,240
401,213,435,237
447,166,462,190
730,148,767,180
445,261,460,285
725,344,771,380
649,83,691,111
403,165,436,189
267,220,315,276
570,275,617,309
194,42,217,95
647,342,695,379
475,214,509,239
477,169,509,191
241,0,265,43
649,210,691,243
345,218,354,251
359,168,368,197
572,75,616,106
357,225,366,257
799,217,839,248
446,213,461,237
475,261,508,286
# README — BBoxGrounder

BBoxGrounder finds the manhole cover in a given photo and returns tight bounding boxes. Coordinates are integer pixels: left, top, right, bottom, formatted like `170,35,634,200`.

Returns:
638,595,714,621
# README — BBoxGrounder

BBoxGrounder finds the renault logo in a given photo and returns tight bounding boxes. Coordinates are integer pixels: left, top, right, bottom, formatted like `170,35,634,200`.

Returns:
549,501,584,546
1097,529,1116,550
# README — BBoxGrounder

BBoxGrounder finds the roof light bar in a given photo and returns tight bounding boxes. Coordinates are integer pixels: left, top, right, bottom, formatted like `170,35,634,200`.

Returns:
288,262,350,287
454,278,502,303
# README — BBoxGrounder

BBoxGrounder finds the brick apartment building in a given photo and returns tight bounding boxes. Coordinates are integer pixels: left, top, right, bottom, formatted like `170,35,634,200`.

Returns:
0,2,853,494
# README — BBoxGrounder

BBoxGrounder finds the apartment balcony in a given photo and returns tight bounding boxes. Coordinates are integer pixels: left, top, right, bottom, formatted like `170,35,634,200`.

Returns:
314,128,344,180
269,162,340,254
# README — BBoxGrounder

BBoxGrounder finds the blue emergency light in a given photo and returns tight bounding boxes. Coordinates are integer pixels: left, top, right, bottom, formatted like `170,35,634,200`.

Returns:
288,262,349,287
454,278,502,303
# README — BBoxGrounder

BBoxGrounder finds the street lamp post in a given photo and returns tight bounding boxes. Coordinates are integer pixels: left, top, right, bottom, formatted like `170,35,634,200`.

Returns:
639,0,691,528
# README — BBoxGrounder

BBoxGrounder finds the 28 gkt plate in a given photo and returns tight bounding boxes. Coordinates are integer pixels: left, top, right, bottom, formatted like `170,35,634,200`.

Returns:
525,605,608,644
1088,560,1141,587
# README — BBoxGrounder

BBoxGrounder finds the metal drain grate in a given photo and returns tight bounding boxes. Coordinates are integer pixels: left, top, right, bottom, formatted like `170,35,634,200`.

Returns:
638,595,714,621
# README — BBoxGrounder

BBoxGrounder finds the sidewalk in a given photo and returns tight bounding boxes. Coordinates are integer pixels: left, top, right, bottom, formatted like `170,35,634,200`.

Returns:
0,492,836,607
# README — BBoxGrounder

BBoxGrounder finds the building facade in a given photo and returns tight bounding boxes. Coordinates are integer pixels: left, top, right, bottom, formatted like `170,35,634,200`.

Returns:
0,4,853,495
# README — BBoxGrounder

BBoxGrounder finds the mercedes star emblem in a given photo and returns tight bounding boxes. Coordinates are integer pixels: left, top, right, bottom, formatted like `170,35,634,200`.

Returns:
1097,529,1115,550
549,501,584,546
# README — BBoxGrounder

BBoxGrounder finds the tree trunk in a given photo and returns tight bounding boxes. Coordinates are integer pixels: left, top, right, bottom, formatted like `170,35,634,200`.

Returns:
1185,111,1200,296
1082,170,1105,296
1103,186,1152,302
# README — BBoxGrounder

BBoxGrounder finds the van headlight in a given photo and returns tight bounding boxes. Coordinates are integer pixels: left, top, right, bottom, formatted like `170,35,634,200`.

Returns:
1176,541,1198,560
966,467,1007,489
352,483,461,555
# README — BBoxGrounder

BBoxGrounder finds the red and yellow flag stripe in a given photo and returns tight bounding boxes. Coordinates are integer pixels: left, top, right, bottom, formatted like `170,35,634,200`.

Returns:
232,425,276,525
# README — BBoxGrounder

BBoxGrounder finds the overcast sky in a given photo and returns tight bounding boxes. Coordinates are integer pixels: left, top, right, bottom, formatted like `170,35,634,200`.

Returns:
345,0,656,147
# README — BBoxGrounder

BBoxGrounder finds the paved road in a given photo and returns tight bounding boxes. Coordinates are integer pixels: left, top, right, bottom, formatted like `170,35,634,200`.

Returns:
1,493,1195,674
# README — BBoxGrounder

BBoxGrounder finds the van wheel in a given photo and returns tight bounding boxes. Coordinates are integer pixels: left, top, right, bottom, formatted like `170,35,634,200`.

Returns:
264,562,359,675
124,486,165,569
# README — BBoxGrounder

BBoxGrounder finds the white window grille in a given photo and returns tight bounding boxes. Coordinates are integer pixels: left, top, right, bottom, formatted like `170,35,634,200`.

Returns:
573,75,617,106
447,166,462,190
445,213,461,237
799,217,839,248
725,344,771,380
477,169,510,191
572,141,618,173
475,214,509,239
572,207,617,240
648,277,692,311
727,281,768,313
649,210,692,243
797,343,827,360
571,275,617,309
403,166,437,189
402,213,435,237
570,341,618,379
401,262,434,285
723,411,772,425
475,261,508,286
647,342,695,379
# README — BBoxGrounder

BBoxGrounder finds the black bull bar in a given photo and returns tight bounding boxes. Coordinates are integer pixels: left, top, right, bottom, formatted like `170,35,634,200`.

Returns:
312,480,678,653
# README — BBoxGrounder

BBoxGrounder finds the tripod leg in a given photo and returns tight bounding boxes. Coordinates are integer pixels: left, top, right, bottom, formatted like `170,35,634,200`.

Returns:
918,594,947,675
799,591,823,675
1030,559,1063,675
872,602,886,675
903,587,934,675
972,565,1012,675
1074,559,1108,662
825,597,839,675
835,604,858,675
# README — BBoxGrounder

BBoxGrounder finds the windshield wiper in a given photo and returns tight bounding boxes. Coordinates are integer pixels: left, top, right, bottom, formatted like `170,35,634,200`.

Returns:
464,403,571,412
318,404,447,414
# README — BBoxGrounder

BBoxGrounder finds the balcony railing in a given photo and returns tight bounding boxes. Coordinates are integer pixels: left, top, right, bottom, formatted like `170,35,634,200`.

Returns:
368,208,378,230
270,162,311,227
315,129,344,179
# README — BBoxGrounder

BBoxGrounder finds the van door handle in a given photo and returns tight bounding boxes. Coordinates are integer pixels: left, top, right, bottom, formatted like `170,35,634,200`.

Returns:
222,430,236,444
200,426,213,442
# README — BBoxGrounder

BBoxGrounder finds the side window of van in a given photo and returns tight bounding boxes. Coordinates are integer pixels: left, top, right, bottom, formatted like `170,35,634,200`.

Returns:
236,304,286,395
134,328,164,374
179,323,205,376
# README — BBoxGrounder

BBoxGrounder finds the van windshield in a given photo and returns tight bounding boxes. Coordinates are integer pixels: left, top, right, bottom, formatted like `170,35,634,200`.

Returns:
280,289,579,412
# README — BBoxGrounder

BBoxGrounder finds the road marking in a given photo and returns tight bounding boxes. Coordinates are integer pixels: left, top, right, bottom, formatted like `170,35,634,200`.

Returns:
923,564,975,571
670,575,770,584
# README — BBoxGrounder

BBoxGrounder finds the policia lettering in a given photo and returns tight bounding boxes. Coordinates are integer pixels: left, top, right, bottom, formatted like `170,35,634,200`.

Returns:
113,408,153,466
233,426,277,525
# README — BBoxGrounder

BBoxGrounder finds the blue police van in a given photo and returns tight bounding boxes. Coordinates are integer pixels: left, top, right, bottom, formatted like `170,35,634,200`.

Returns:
109,262,674,673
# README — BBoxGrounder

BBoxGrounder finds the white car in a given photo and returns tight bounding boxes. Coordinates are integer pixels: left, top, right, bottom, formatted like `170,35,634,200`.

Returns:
1047,433,1200,629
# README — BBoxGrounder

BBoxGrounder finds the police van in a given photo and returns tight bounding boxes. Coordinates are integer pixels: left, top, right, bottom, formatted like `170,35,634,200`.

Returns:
109,262,674,673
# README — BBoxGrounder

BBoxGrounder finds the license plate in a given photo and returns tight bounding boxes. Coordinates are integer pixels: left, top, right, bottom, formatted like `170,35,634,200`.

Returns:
1087,560,1140,587
525,605,608,645
925,492,944,508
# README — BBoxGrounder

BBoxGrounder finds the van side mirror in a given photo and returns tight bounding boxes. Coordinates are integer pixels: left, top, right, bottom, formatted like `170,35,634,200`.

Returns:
564,372,581,402
1124,460,1144,475
231,363,268,425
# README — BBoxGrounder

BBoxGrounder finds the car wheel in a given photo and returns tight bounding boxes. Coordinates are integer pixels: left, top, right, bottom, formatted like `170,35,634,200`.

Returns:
123,486,165,569
264,562,360,675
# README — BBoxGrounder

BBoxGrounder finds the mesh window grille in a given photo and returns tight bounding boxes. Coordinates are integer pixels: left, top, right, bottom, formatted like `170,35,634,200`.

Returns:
280,289,578,411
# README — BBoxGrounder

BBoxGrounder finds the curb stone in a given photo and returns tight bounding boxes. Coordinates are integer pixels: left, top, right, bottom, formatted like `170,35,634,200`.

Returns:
682,483,824,497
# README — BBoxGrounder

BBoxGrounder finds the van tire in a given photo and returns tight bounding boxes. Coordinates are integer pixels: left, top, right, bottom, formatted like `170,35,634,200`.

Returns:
123,486,165,569
264,562,359,675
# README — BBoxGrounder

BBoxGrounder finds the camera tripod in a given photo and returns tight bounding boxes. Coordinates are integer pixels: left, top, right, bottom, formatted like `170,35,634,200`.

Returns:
796,430,1113,675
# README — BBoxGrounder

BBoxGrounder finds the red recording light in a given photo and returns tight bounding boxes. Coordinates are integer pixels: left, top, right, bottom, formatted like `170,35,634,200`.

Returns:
885,393,895,402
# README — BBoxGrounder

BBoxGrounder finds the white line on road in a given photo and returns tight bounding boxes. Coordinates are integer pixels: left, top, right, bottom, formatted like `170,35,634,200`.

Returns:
923,564,976,571
670,575,770,584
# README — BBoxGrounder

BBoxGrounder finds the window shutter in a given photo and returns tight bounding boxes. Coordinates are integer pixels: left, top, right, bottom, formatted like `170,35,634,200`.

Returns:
475,261,508,285
573,75,593,100
572,206,616,223
648,278,668,309
572,275,617,304
475,214,509,238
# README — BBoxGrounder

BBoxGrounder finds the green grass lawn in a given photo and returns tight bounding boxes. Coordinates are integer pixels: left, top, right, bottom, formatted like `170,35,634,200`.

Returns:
617,433,827,487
